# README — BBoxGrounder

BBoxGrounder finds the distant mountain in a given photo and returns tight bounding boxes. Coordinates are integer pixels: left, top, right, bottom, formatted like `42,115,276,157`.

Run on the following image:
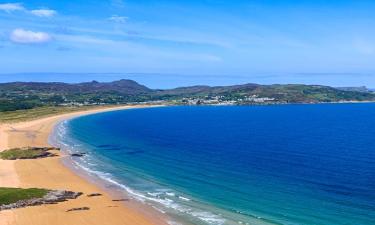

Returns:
0,79,151,95
1,79,375,112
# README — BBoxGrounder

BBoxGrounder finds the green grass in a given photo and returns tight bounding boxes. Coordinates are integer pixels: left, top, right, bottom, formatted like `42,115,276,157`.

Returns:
0,147,55,160
0,187,48,205
0,105,116,123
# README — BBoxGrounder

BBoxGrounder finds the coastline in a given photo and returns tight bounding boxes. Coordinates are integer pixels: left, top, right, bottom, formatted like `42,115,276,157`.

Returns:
0,105,168,225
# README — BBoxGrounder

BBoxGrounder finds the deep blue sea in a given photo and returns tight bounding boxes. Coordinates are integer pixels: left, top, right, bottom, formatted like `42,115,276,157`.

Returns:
52,105,375,225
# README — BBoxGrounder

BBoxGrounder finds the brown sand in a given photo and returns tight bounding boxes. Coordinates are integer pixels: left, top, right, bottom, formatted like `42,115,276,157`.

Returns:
0,106,168,225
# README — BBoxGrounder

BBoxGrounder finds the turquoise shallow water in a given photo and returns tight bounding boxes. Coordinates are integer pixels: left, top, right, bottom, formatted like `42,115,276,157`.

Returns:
52,104,375,225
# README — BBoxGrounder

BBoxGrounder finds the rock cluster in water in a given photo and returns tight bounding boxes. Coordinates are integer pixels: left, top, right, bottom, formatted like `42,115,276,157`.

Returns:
70,152,86,157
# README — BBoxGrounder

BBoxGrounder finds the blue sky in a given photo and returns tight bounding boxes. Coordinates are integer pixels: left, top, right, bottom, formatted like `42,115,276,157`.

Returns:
0,0,375,87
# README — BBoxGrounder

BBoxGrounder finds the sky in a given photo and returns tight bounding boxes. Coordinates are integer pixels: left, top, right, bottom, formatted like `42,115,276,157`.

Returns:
0,0,375,88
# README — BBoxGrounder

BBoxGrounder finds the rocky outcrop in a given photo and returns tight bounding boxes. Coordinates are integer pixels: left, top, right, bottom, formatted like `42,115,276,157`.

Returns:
0,190,82,211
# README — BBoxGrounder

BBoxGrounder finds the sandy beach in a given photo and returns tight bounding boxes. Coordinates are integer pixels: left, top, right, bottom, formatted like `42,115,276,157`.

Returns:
0,105,167,225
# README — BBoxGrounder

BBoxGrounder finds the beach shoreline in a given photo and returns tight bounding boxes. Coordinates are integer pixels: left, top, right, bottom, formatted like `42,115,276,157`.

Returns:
0,105,168,225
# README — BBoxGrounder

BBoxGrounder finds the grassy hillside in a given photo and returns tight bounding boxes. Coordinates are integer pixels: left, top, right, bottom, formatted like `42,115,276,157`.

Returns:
0,80,151,112
154,83,375,103
1,80,374,113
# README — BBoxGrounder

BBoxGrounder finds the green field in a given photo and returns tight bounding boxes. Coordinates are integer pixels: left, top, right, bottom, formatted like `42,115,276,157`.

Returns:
0,188,48,205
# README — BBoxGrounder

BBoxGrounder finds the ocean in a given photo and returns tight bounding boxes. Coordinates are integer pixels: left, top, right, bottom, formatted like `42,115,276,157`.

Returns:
51,104,375,225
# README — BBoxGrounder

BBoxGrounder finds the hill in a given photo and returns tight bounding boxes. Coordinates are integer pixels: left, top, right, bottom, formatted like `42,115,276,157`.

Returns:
0,79,151,94
0,79,151,111
154,83,375,104
1,79,374,112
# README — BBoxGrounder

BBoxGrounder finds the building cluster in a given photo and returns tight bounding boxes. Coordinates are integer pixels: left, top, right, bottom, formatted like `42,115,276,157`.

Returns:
56,95,277,106
180,95,276,105
243,95,275,103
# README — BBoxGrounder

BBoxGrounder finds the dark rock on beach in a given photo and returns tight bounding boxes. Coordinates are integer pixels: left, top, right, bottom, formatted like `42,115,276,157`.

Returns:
87,193,102,197
112,198,129,202
66,207,90,212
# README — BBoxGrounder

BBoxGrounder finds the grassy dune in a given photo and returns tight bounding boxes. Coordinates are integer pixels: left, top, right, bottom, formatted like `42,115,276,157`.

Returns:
0,106,111,123
0,147,58,160
0,188,48,205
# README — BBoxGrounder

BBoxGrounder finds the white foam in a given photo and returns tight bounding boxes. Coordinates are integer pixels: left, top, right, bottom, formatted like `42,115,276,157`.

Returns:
73,160,227,224
168,221,183,225
191,211,226,225
152,206,166,214
147,192,162,197
178,196,191,201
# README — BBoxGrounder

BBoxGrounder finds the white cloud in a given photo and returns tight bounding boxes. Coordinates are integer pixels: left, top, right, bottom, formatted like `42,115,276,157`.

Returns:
0,3,24,12
10,28,51,44
109,15,128,23
0,3,57,17
30,9,56,17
